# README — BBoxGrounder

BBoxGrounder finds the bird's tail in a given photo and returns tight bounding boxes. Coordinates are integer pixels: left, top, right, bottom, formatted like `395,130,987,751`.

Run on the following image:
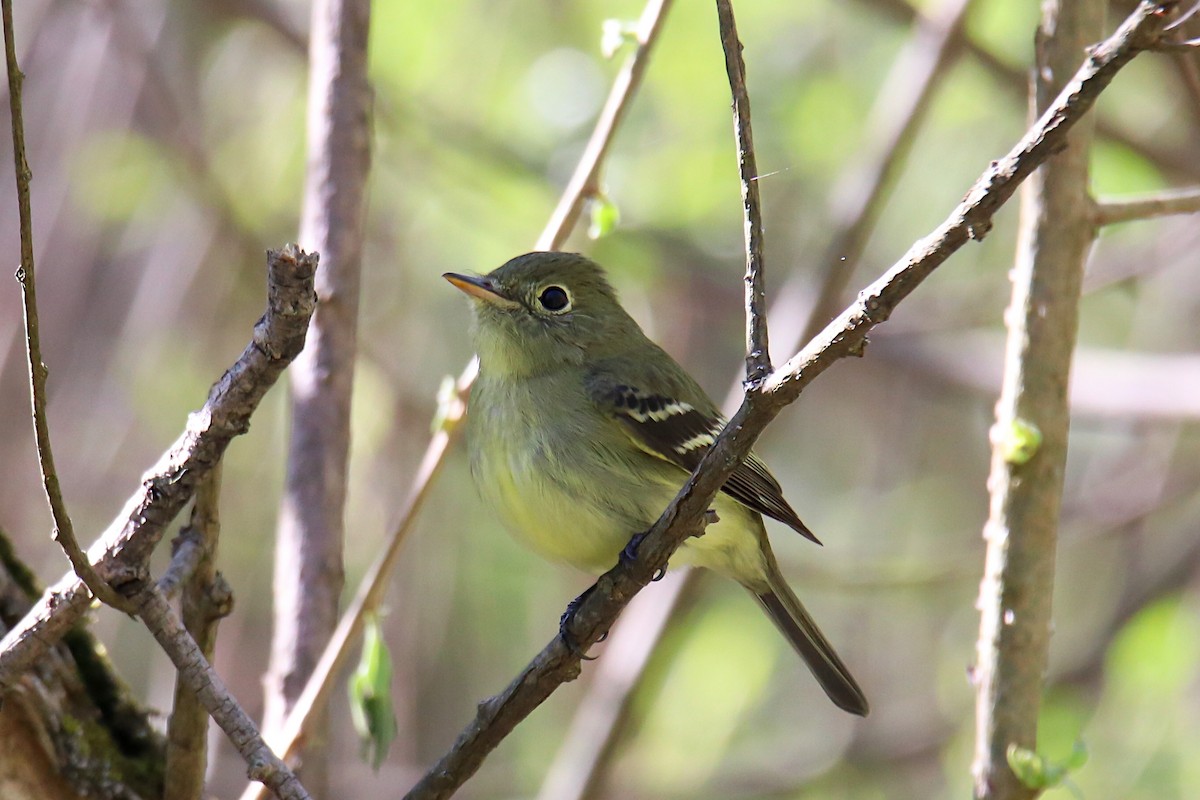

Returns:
750,565,869,716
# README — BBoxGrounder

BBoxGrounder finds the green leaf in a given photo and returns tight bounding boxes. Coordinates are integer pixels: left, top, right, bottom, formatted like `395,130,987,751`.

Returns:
995,417,1042,464
1063,740,1089,771
349,613,397,770
588,193,620,239
1006,740,1088,790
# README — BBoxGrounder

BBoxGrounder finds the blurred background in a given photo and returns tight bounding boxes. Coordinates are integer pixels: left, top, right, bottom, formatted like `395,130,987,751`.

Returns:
2,0,1199,798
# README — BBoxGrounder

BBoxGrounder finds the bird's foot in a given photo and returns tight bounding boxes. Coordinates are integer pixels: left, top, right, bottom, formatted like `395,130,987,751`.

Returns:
620,531,666,581
559,584,606,659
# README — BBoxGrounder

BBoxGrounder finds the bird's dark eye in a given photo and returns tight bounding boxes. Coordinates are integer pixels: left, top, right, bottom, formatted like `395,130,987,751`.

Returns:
537,285,571,313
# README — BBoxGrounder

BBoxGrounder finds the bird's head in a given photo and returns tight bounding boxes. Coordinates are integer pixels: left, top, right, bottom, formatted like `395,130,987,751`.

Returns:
445,251,642,377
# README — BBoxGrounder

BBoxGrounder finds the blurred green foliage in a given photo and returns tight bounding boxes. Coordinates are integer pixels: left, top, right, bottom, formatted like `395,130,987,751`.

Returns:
1,0,1198,798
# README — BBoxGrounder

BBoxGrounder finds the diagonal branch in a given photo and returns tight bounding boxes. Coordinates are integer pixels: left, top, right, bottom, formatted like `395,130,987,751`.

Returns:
128,579,311,800
534,570,696,800
530,1,978,784
863,0,1200,181
715,0,771,381
0,245,319,687
3,0,133,614
403,4,1179,799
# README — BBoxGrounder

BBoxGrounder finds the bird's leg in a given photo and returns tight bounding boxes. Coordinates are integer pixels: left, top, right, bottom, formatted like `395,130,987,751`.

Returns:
559,584,604,659
620,509,717,580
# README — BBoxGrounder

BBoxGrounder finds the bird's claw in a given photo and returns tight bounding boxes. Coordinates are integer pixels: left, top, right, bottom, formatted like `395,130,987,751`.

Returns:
622,531,668,581
619,531,647,566
559,585,605,659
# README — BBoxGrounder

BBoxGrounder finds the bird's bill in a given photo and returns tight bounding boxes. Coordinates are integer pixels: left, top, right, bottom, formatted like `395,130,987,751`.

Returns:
443,272,518,307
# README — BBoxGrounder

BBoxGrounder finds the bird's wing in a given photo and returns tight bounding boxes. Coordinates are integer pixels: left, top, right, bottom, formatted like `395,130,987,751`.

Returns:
585,372,819,544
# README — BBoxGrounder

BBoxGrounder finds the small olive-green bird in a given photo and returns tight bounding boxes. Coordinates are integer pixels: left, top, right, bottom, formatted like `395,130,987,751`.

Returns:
445,251,868,716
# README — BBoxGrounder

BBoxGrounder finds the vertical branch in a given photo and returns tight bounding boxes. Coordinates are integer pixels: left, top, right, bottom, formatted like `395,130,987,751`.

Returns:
165,468,233,800
3,0,132,614
263,0,372,787
971,2,1105,798
715,0,772,381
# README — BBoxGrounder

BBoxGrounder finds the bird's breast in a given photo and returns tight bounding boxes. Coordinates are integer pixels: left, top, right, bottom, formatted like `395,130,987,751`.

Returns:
467,373,647,573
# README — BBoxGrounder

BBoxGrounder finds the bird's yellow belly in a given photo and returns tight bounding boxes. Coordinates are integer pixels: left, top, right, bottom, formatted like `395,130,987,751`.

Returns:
468,374,769,584
481,444,768,583
484,458,633,573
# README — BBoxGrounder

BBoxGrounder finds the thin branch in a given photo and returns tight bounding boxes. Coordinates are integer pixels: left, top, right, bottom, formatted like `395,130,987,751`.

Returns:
1093,184,1200,224
715,0,771,381
404,5,1179,799
767,0,1172,397
3,0,134,614
0,245,319,687
536,0,673,251
238,4,674,796
252,395,463,778
166,467,231,800
127,579,311,800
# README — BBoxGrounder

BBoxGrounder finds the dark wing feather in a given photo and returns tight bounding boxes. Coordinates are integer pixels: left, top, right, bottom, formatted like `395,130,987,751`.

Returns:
587,377,819,544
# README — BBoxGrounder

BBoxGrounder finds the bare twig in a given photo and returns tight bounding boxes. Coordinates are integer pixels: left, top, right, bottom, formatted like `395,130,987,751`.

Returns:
715,0,771,381
972,1,1105,797
263,0,372,787
3,0,134,614
128,580,311,800
0,245,319,687
536,0,673,251
1093,185,1200,224
239,4,674,796
404,5,1178,798
166,467,232,800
